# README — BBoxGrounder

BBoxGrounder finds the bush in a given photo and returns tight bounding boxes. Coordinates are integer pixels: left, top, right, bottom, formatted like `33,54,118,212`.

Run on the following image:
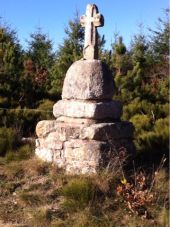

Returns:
0,137,8,156
122,99,168,121
0,127,18,156
0,97,9,107
37,99,54,120
157,208,169,226
122,99,155,120
5,144,33,161
130,114,152,134
137,117,168,153
0,109,40,136
0,100,54,137
131,117,169,165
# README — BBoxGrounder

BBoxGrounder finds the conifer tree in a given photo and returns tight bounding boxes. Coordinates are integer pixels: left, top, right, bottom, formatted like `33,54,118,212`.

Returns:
0,24,23,107
112,36,131,76
50,12,84,98
149,9,169,63
146,11,169,103
21,28,55,107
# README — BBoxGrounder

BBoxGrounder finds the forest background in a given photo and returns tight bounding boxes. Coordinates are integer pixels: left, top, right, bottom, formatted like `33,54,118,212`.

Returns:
0,9,169,165
0,2,169,225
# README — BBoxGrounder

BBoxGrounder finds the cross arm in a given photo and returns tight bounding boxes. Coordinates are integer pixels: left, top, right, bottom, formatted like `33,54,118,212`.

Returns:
80,15,86,27
93,13,104,27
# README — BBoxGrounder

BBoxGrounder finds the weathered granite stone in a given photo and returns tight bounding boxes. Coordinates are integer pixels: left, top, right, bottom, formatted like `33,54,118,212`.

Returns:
35,136,135,174
35,147,54,162
35,147,65,168
64,139,110,174
36,120,83,140
64,139,109,162
36,120,58,138
66,163,97,175
37,135,63,150
36,119,134,143
56,116,98,125
80,4,104,60
53,99,122,120
80,122,134,140
35,139,110,174
62,60,114,100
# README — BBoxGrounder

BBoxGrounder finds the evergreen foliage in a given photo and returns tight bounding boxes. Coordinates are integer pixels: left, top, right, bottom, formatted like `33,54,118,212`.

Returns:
0,25,23,107
0,12,169,162
50,12,84,97
22,28,55,107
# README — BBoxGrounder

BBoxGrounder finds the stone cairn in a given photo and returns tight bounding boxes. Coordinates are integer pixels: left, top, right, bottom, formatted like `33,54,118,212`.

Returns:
35,4,135,174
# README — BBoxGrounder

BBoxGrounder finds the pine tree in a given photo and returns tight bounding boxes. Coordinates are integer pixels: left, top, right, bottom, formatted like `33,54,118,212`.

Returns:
50,12,84,98
0,24,23,107
112,36,131,76
21,28,55,107
149,9,169,63
145,11,169,103
27,28,54,69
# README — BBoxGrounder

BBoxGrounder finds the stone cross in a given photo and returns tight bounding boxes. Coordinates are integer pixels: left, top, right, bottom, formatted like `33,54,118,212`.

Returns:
80,4,104,60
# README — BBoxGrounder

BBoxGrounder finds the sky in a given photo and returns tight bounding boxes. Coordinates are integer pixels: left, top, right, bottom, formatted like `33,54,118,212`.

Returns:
0,0,168,50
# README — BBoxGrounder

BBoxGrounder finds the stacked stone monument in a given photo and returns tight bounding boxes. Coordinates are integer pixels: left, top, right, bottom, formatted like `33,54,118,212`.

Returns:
35,4,135,174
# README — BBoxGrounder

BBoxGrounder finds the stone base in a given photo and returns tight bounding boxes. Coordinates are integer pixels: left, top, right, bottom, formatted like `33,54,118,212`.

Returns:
36,139,135,174
35,120,135,174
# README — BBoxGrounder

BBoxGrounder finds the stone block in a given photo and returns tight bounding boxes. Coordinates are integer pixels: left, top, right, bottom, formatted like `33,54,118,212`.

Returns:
64,139,109,162
56,116,98,125
63,139,110,174
36,120,58,138
35,147,65,168
80,122,134,140
65,162,97,175
37,136,63,150
53,99,122,120
36,120,83,141
62,60,115,100
35,147,54,162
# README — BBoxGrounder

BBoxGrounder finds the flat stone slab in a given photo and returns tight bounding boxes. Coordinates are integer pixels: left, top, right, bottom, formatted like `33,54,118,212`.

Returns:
53,99,122,120
62,60,115,100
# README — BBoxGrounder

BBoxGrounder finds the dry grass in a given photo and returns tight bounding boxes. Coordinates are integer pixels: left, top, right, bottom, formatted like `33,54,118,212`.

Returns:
0,153,169,227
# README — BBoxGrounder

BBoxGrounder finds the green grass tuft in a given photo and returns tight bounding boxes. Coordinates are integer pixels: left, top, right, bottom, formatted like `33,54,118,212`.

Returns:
62,178,96,210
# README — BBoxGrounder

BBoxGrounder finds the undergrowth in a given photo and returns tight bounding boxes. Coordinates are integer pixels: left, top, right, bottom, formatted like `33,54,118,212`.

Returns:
0,150,169,227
